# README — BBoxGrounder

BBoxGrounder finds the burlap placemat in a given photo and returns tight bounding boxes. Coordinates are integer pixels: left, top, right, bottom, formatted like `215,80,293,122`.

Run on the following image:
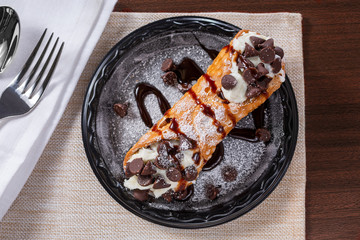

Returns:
0,12,305,239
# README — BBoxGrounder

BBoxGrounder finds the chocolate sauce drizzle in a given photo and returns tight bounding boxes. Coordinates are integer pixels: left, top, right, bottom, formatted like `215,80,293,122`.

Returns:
134,82,171,128
134,60,267,168
188,86,225,138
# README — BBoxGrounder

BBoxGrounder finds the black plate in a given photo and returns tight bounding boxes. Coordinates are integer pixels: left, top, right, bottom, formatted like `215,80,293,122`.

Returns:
81,16,298,228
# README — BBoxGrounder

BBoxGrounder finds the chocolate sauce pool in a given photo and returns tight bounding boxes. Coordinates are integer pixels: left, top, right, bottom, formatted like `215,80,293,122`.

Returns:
175,58,204,86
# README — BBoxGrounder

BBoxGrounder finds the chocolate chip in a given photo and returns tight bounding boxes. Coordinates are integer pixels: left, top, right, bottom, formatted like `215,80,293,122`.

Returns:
183,165,198,181
242,68,258,84
162,190,174,202
246,85,262,98
155,141,180,170
166,167,182,182
173,188,189,201
132,189,149,201
256,76,272,91
179,135,196,151
243,43,259,57
192,152,200,165
154,157,167,170
113,103,128,118
256,128,271,142
161,71,178,86
157,140,174,153
274,46,284,59
221,74,237,90
161,58,176,72
137,175,154,186
153,176,171,189
222,166,238,182
128,158,144,175
237,55,255,69
141,161,157,175
154,141,172,169
124,164,133,178
259,38,274,49
259,47,276,64
206,184,220,200
250,36,266,49
177,83,192,93
271,58,282,73
257,63,269,77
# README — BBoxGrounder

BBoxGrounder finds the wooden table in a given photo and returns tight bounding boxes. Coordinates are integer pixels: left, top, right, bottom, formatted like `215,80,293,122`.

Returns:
113,1,360,239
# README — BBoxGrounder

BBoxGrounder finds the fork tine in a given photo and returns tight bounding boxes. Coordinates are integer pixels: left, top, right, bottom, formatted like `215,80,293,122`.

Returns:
29,41,64,99
0,9,4,28
27,37,58,97
22,32,54,93
13,29,47,86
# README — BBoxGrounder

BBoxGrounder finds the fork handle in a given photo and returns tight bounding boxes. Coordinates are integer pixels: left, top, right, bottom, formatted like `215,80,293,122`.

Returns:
0,103,11,119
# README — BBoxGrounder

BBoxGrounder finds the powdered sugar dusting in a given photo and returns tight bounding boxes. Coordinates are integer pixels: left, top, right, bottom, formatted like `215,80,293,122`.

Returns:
94,30,284,211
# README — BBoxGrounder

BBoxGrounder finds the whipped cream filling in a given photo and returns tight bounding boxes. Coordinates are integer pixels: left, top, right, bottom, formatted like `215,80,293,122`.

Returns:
222,58,248,103
221,31,285,103
124,141,195,198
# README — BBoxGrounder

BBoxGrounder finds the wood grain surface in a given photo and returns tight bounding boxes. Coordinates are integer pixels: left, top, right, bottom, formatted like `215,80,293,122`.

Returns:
113,1,360,239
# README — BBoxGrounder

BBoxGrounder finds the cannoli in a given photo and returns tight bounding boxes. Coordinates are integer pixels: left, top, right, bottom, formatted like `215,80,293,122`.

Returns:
123,30,286,201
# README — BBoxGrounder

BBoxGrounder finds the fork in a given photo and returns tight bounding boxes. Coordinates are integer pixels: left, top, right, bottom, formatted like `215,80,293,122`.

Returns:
0,29,64,119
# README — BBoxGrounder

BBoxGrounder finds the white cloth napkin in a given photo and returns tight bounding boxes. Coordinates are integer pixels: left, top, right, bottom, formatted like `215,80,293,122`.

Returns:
0,0,116,220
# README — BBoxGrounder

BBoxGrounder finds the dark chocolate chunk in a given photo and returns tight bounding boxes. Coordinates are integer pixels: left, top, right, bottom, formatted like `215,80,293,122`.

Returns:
246,85,262,98
132,189,149,201
243,43,259,58
250,36,266,49
128,158,144,175
259,47,276,64
162,190,174,202
259,38,274,49
242,68,258,84
153,176,171,189
161,71,178,86
161,58,176,72
206,184,220,200
166,167,182,182
222,166,238,182
271,58,282,73
256,63,269,77
221,74,237,90
256,76,272,91
237,55,255,69
141,161,157,175
179,135,196,150
274,46,284,59
255,128,271,142
183,165,198,181
177,83,192,93
113,103,128,118
137,175,154,186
